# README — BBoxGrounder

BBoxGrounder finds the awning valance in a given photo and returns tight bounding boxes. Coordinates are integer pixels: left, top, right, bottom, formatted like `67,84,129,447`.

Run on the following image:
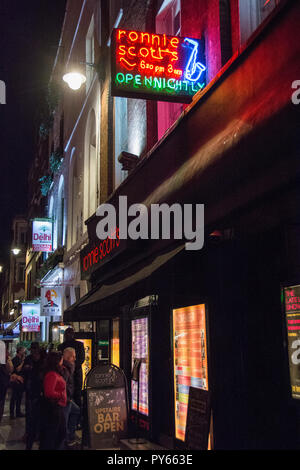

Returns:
64,243,185,322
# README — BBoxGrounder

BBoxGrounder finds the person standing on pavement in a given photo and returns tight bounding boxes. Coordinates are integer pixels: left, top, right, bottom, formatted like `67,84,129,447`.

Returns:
39,351,67,450
0,345,13,423
61,347,80,447
9,346,26,419
22,342,47,450
58,328,85,408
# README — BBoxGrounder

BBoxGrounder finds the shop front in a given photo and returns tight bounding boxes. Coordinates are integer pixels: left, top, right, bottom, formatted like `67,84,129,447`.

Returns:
64,1,300,449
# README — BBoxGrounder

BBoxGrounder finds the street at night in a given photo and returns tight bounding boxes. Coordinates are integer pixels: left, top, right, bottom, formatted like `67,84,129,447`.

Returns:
1,0,300,459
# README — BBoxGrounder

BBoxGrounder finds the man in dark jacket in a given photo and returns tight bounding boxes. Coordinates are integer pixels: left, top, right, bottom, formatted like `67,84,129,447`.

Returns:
58,328,85,407
62,347,80,447
10,346,25,418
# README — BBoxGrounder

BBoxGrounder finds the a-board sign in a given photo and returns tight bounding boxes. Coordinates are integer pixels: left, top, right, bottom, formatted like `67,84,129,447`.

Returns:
87,387,127,448
185,387,211,450
85,364,128,448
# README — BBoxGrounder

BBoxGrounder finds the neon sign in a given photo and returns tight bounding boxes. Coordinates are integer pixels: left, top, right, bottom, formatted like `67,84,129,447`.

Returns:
111,29,206,103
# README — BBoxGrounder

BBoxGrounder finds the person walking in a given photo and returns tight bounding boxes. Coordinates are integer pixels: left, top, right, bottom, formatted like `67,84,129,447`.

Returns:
62,347,80,448
9,346,25,419
39,351,67,450
58,328,85,408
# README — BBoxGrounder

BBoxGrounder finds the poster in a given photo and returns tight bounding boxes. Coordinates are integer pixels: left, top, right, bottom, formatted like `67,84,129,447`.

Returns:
131,317,149,416
111,319,120,368
32,218,53,252
284,285,300,399
41,286,62,316
173,304,208,441
78,338,92,388
21,302,41,333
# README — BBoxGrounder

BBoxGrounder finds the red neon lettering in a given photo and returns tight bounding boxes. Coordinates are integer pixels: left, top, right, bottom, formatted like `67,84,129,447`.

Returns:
129,31,138,42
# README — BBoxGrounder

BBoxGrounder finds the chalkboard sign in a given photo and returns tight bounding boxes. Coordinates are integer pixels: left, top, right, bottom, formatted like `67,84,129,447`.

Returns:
86,363,125,388
87,387,127,448
84,363,128,448
185,387,211,450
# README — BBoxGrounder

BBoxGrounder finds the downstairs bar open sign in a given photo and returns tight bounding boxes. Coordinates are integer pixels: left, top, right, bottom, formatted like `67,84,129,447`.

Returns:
111,28,206,103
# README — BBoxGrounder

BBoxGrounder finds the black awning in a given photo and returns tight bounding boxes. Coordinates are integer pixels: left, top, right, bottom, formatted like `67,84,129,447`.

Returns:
63,243,185,322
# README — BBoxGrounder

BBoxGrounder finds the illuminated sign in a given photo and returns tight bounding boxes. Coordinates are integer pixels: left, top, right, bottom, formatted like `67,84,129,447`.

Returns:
80,227,123,280
32,218,53,252
173,304,208,441
41,286,62,316
283,285,300,399
111,28,206,103
21,302,40,333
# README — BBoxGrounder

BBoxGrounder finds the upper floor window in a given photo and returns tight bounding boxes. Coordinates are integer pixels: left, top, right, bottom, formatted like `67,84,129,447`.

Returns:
239,0,280,45
86,16,95,93
156,0,182,141
114,97,128,189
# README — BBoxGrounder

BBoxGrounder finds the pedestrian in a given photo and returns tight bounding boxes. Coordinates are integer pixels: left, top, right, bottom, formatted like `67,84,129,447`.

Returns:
58,328,85,407
39,351,67,450
9,346,26,419
62,347,80,448
22,342,47,450
0,343,13,424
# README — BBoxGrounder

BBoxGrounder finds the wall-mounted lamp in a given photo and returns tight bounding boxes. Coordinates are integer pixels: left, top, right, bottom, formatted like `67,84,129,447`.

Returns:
11,248,21,255
63,62,100,91
63,71,86,91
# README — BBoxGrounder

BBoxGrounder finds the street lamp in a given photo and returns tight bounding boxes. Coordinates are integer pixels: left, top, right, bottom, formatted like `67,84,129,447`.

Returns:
11,248,21,255
63,71,86,90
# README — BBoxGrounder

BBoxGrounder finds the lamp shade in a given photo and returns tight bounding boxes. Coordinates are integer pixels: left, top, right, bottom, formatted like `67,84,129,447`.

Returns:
63,72,86,90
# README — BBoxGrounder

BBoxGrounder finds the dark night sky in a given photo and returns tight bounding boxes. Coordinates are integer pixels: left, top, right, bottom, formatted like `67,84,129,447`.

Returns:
0,0,66,266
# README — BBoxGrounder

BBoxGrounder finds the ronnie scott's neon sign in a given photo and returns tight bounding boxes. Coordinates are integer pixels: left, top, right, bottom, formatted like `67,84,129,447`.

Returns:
111,29,206,103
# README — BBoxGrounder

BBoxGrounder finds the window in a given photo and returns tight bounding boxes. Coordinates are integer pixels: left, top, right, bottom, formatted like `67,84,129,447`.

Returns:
57,175,65,247
86,16,95,92
156,0,182,141
17,263,25,283
114,97,128,188
84,109,98,221
239,0,280,45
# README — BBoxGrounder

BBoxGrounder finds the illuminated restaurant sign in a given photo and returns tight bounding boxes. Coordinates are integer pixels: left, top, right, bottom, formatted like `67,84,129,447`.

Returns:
283,285,300,399
32,218,53,252
111,28,206,103
21,301,40,333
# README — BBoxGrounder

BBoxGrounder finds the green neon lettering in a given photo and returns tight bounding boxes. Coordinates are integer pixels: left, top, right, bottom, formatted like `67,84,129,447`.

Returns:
144,76,152,88
153,77,162,89
125,74,134,84
116,73,125,83
134,74,142,87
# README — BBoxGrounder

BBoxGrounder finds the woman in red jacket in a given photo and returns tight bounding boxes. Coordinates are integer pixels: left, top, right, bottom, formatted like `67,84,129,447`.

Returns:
39,351,67,450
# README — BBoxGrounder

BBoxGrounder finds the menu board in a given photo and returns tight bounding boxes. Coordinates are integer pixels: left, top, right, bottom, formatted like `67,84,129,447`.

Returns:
111,319,120,368
78,338,92,389
131,317,149,416
185,387,211,450
173,304,208,441
284,285,300,399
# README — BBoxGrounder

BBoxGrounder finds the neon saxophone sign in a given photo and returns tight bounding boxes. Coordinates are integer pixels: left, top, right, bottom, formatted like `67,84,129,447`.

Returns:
111,29,206,103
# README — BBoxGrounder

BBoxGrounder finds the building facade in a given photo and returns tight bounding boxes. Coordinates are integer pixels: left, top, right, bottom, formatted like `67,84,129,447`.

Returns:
22,0,300,449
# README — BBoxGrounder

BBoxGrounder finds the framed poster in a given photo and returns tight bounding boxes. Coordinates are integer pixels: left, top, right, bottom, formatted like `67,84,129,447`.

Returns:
283,284,300,399
131,317,149,416
173,304,208,441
